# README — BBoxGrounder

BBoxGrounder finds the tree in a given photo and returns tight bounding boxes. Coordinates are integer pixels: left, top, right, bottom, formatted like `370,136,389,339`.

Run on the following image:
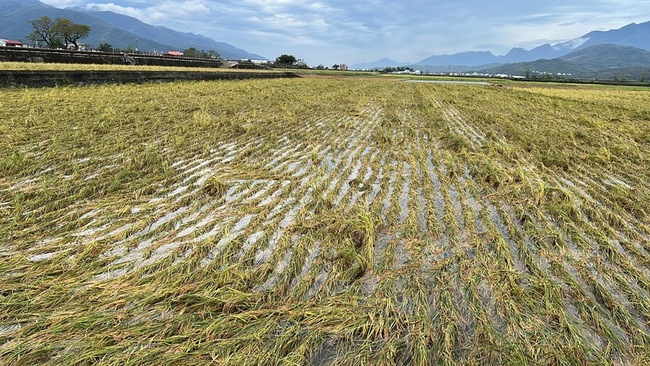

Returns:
98,43,114,52
54,18,90,49
295,59,308,68
27,17,90,49
183,48,221,59
275,54,297,66
205,50,220,59
183,47,199,57
27,16,62,48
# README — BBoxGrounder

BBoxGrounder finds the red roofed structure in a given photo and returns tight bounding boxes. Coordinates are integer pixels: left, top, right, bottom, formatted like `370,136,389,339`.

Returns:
0,39,23,47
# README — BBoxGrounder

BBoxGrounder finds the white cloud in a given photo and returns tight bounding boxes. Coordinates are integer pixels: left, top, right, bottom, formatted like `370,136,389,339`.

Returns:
84,1,210,23
84,3,143,18
39,0,85,6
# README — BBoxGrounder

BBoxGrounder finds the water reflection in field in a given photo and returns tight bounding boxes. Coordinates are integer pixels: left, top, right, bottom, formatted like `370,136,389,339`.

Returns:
405,79,491,85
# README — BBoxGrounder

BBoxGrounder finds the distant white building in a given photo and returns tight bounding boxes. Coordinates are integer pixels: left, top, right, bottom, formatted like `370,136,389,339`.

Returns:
250,59,271,65
393,69,421,75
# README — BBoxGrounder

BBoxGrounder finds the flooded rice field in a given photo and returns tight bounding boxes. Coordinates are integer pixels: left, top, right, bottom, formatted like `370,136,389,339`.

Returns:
1,77,649,364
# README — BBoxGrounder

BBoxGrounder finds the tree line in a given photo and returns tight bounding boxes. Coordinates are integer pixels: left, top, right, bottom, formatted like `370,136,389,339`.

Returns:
25,18,313,67
25,16,222,59
26,16,313,67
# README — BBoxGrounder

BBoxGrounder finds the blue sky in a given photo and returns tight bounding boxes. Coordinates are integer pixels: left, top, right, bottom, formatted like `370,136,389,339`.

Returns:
39,0,650,65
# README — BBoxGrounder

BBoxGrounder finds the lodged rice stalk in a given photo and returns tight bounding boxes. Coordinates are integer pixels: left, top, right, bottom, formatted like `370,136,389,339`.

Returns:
1,68,649,364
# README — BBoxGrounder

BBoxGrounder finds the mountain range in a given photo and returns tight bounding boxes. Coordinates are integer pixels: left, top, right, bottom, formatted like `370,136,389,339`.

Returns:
352,20,650,70
0,0,264,60
481,44,650,80
351,58,411,69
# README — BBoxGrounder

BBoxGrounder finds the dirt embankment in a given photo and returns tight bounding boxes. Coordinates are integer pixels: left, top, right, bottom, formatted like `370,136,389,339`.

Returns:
0,46,224,67
0,70,299,87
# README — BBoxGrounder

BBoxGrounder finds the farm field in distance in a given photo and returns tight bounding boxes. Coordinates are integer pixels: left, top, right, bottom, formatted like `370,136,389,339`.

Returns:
1,70,649,364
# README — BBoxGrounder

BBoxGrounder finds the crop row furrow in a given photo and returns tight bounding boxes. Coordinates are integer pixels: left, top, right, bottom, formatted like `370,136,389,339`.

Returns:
570,167,650,236
537,213,635,348
95,116,327,269
188,108,382,293
434,100,485,150
345,149,380,210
